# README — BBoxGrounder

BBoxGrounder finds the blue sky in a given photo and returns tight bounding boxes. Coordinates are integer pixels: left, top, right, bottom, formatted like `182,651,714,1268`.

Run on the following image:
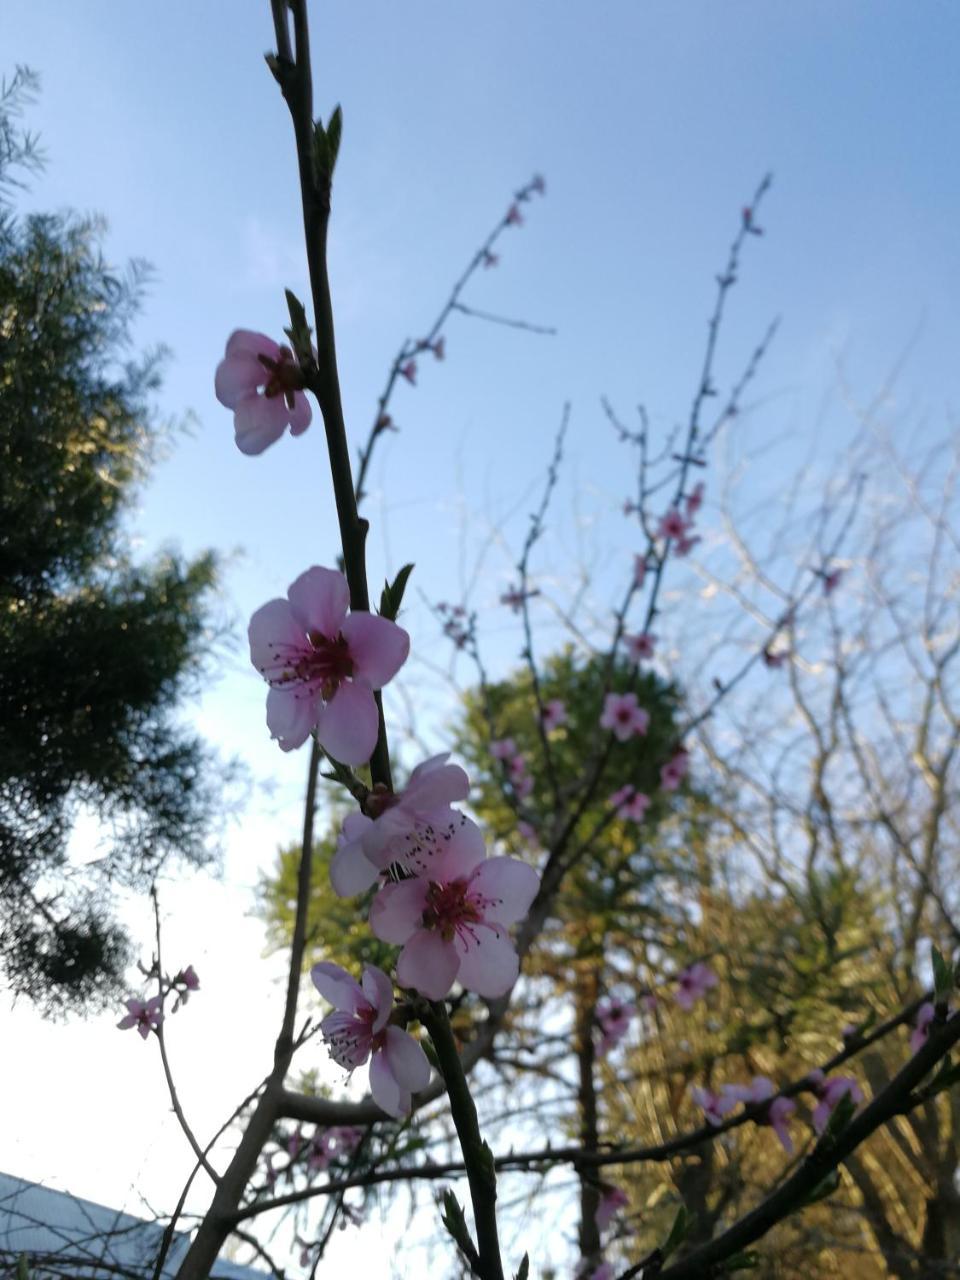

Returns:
3,0,959,1264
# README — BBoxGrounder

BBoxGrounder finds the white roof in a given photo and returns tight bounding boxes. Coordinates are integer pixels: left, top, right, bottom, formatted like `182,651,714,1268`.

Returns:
0,1172,266,1279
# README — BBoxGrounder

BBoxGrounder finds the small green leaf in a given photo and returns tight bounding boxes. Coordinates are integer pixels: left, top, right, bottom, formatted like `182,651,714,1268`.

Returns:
819,1092,856,1146
723,1251,761,1272
17,1255,31,1280
514,1254,530,1280
311,118,331,182
439,1189,477,1264
326,104,343,172
283,289,313,367
799,1168,841,1208
662,1203,689,1260
380,563,414,620
932,946,952,999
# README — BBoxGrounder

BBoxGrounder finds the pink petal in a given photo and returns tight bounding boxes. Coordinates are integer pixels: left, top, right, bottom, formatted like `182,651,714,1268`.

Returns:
330,836,380,897
361,965,395,1033
340,613,410,689
315,678,379,765
117,1014,137,1030
225,329,282,361
266,685,319,751
286,566,350,640
405,754,470,808
287,392,312,435
470,857,539,925
215,354,262,408
382,1024,431,1093
321,1010,372,1070
311,962,365,1013
369,879,429,944
396,930,460,999
368,1046,405,1117
233,393,289,455
432,820,487,881
455,927,519,998
248,598,305,679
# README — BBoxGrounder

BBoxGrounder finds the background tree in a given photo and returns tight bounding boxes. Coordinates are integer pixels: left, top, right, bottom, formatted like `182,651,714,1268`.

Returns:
0,69,223,1014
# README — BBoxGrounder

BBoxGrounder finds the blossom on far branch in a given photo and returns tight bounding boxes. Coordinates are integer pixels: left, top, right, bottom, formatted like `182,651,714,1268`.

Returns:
608,785,650,822
596,997,635,1057
311,961,431,1119
910,1001,936,1053
594,1183,629,1233
660,748,689,791
170,964,200,1011
369,822,539,1001
330,753,473,897
600,691,650,742
248,565,409,762
675,961,717,1010
117,995,164,1040
215,330,311,455
624,632,656,663
541,698,567,730
767,1095,798,1153
810,1072,864,1134
399,358,417,384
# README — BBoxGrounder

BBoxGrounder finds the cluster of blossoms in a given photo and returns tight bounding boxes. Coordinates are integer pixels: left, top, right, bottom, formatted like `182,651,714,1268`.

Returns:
287,1123,363,1174
436,601,473,650
692,1076,797,1153
118,964,199,1039
652,482,704,558
315,755,539,1110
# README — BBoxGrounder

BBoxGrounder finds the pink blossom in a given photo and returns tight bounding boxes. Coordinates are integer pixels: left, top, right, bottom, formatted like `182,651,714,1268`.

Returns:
823,566,843,596
619,790,651,822
215,330,312,455
177,964,200,992
685,482,705,518
500,585,535,612
657,508,689,541
369,824,539,1000
675,962,717,1011
400,358,417,384
594,1184,629,1233
330,754,472,896
633,555,648,588
586,1265,614,1280
763,647,788,669
490,737,517,761
811,1075,863,1134
249,566,409,763
117,996,164,1040
768,1095,797,1153
909,1001,936,1054
506,202,524,226
691,1084,740,1126
625,632,656,662
660,749,689,791
311,962,431,1118
596,997,635,1056
725,1076,776,1106
674,531,701,557
530,173,546,195
432,337,445,360
608,784,633,810
541,699,567,730
623,499,638,516
482,250,499,269
600,692,650,742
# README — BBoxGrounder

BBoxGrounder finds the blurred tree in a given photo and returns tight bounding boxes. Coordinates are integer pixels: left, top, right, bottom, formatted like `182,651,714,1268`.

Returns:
0,69,223,1013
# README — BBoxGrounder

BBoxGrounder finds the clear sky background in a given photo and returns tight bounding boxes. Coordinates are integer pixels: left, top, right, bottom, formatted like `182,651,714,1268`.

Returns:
2,2,959,1275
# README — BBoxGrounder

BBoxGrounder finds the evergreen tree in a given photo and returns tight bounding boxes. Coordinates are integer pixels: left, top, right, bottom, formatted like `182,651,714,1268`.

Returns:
0,69,222,1013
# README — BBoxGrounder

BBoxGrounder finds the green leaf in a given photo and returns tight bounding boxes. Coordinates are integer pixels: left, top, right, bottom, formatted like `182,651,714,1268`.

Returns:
311,118,331,182
439,1189,477,1264
380,563,415,620
932,946,952,999
662,1204,689,1260
819,1092,856,1146
514,1254,530,1280
283,289,313,367
799,1168,841,1208
723,1252,761,1272
326,104,343,173
17,1256,31,1280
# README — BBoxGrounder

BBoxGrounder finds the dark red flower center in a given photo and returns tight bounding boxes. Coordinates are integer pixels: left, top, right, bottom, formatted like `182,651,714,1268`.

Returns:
422,878,482,943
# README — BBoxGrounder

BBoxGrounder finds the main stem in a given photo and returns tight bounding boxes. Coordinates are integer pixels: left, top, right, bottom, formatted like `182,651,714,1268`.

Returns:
424,1002,505,1280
